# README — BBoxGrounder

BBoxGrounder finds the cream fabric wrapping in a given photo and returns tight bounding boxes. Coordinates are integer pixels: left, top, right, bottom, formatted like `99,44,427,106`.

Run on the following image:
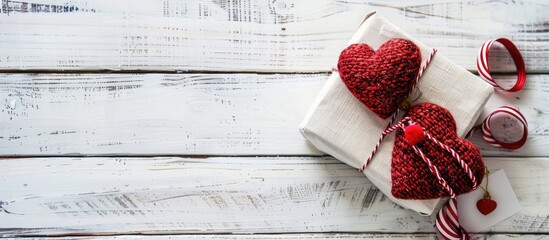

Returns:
299,12,493,215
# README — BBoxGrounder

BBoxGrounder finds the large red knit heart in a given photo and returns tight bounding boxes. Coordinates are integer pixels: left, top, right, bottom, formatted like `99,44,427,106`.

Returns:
391,103,485,199
338,39,421,119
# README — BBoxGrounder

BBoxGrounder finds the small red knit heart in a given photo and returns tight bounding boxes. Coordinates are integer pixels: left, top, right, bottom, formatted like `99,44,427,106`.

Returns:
477,199,497,215
391,103,485,199
338,38,422,119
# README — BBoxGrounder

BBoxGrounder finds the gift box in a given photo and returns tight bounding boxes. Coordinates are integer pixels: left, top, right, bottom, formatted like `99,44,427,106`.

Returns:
299,11,493,215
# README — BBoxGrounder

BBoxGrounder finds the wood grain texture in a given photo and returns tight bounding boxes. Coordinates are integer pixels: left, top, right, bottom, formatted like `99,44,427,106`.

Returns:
0,73,324,155
1,157,548,237
1,0,548,72
0,73,545,156
15,234,549,239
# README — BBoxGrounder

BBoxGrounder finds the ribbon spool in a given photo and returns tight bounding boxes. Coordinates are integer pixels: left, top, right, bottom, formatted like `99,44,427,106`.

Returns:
480,106,528,150
467,105,528,150
470,38,528,150
477,38,526,92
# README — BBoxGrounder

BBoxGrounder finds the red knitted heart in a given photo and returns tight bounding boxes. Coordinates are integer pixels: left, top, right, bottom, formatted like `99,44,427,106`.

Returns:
391,103,485,199
337,38,421,119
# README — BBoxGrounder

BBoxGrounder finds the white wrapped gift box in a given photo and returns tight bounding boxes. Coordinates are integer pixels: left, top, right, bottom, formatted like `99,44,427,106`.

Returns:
299,12,493,215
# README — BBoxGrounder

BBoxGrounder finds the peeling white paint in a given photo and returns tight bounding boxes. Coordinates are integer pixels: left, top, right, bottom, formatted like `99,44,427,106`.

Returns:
0,0,547,72
8,99,16,109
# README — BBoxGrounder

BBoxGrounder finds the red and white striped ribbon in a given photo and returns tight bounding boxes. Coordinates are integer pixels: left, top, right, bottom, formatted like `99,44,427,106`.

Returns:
477,38,526,92
481,106,527,149
468,106,528,150
436,198,470,240
473,38,528,149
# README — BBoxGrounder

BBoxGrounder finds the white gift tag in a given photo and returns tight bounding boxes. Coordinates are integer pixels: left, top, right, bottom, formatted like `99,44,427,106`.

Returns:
457,169,521,232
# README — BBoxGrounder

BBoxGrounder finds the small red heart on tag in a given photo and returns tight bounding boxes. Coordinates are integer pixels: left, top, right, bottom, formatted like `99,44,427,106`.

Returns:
477,199,497,215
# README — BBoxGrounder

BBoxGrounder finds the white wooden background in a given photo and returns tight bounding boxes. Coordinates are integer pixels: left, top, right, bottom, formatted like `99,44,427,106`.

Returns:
1,0,548,239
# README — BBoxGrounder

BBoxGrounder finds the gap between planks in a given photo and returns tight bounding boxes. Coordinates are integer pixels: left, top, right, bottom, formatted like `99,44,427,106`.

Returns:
0,70,334,74
0,70,540,75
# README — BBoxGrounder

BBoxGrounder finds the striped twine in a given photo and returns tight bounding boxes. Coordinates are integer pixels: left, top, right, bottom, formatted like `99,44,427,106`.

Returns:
425,133,478,187
411,145,456,198
359,112,401,171
411,48,437,92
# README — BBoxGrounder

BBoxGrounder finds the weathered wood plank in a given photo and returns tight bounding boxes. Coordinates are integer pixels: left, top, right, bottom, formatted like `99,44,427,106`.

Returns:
1,157,548,237
11,233,549,239
0,73,324,155
1,0,547,72
0,73,544,156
